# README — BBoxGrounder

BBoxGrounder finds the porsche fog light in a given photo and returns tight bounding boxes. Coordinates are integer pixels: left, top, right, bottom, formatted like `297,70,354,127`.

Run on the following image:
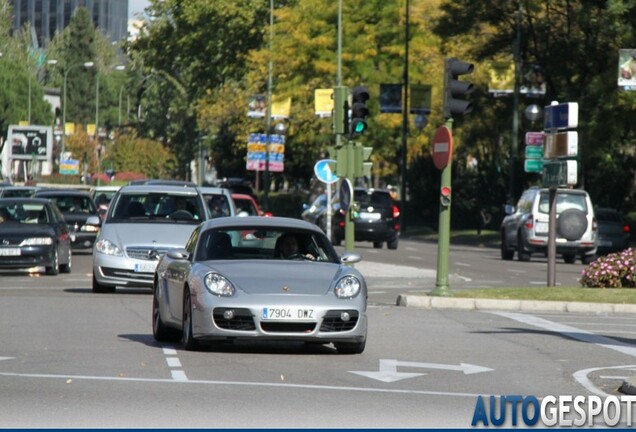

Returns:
223,309,235,320
340,311,351,321
335,275,361,298
204,273,235,296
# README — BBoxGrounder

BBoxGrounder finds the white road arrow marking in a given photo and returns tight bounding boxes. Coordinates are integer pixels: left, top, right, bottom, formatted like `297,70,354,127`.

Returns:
350,359,493,383
0,357,14,362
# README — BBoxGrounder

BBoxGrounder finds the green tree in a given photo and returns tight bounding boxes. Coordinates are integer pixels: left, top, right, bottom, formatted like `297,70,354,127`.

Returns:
0,0,54,136
433,0,636,212
108,132,177,178
125,0,271,179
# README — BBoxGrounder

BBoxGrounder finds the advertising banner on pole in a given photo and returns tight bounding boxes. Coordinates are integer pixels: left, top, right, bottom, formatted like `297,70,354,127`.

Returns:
246,133,285,172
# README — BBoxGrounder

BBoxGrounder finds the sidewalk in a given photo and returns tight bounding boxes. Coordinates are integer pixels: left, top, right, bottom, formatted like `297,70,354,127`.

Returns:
396,293,636,314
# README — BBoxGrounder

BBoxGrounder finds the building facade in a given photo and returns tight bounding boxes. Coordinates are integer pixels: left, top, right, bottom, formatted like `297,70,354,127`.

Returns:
9,0,129,47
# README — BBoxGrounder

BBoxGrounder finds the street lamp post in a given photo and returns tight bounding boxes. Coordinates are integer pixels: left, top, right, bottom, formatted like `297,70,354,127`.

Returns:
61,61,94,161
263,0,275,212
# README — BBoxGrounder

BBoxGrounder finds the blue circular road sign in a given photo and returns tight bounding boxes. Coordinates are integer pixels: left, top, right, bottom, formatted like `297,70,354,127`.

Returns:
314,159,339,184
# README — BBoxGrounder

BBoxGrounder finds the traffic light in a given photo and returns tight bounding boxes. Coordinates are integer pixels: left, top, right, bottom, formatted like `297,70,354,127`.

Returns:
333,86,349,135
349,86,370,137
443,58,474,119
440,186,452,207
353,144,373,178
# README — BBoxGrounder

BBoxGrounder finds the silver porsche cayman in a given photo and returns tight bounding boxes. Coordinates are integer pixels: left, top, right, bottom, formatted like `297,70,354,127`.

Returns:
153,216,367,354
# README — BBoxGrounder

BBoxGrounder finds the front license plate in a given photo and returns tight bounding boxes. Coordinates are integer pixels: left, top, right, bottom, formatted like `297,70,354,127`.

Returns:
535,221,548,234
0,248,21,256
262,307,314,321
134,262,157,273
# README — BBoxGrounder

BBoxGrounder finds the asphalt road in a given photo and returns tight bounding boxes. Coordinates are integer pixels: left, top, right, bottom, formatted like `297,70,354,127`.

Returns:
1,246,635,428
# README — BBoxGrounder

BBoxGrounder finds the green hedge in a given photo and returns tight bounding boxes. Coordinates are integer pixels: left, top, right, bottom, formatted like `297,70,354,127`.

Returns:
256,191,308,219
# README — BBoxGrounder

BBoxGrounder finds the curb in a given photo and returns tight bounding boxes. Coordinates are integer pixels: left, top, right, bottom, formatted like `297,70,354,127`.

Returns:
620,377,636,395
395,294,636,314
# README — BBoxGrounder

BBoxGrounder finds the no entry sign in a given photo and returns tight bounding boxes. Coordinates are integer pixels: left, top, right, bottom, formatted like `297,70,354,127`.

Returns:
432,126,453,170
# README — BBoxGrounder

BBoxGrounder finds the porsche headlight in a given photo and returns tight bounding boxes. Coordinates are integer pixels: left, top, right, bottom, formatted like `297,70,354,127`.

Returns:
95,239,123,256
204,273,235,296
20,237,53,246
334,275,361,298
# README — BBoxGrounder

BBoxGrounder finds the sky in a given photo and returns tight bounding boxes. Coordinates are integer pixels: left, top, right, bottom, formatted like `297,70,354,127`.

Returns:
128,0,151,20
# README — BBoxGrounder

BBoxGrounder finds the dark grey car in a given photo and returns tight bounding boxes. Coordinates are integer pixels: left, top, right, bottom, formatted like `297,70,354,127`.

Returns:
595,208,630,255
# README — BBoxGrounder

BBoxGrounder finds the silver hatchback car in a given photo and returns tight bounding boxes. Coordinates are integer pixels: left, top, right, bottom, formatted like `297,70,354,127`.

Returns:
92,184,210,293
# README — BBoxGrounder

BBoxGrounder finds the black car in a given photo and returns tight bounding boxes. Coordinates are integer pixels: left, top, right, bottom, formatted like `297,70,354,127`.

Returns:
33,189,101,251
595,207,631,255
0,198,72,275
332,188,400,249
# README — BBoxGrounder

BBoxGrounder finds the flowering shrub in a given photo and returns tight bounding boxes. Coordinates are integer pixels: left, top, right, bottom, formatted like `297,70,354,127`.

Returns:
580,248,636,288
112,171,145,182
91,173,111,184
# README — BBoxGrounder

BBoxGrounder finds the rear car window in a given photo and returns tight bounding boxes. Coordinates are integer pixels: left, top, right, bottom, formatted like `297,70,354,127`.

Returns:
595,209,621,222
354,191,393,207
538,192,588,214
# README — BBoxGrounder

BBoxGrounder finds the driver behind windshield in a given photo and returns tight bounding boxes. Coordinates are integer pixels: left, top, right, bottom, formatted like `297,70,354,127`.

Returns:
275,233,314,260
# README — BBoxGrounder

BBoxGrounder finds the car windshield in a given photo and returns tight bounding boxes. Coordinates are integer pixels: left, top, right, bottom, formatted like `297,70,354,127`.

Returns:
203,194,231,218
47,195,97,214
538,192,588,214
109,192,203,223
0,203,49,224
2,188,35,198
195,227,339,263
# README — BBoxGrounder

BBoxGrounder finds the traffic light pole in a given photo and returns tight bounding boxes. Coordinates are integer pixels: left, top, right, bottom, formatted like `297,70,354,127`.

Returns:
431,119,454,297
345,142,355,252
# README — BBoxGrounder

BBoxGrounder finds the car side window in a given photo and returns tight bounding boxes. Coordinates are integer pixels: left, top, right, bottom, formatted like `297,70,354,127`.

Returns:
185,226,200,258
517,191,533,214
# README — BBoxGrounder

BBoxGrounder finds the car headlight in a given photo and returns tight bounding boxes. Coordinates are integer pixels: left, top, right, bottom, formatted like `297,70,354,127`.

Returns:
204,273,235,296
334,275,361,298
80,224,100,232
95,239,123,256
20,237,53,246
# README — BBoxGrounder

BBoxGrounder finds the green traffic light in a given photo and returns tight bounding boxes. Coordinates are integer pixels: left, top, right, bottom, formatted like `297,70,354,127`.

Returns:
354,121,366,133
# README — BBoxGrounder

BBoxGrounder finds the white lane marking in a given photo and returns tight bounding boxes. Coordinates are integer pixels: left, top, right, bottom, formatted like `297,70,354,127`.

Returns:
599,375,627,380
166,357,181,368
407,255,423,260
356,261,436,278
455,262,471,267
492,312,636,358
0,371,482,398
455,275,472,282
404,247,419,252
171,370,188,382
161,347,187,381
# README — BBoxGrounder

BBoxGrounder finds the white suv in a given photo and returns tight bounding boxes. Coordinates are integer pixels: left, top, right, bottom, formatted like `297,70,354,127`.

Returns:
501,187,597,264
